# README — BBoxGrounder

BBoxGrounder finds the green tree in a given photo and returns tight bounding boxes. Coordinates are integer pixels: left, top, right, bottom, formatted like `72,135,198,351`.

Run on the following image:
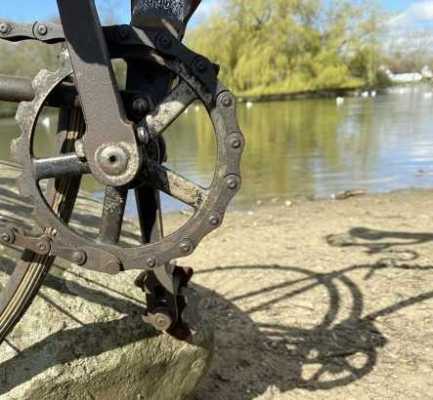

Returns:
188,0,387,96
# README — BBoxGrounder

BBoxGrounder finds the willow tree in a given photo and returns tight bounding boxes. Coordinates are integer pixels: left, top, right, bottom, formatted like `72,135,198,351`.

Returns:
188,0,386,95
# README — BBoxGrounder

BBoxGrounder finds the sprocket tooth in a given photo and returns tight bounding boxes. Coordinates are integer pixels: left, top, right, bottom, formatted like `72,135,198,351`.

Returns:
59,48,71,65
10,137,22,163
17,173,33,199
15,102,33,128
31,69,53,91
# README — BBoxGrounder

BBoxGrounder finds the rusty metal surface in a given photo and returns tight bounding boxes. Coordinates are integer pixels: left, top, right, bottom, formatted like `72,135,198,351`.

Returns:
0,19,64,43
12,55,243,273
57,0,141,187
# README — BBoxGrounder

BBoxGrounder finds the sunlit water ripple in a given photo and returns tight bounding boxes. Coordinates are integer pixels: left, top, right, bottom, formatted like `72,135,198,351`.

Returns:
1,83,433,215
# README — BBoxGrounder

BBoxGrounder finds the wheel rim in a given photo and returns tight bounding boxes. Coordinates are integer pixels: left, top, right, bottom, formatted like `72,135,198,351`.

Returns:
0,105,85,345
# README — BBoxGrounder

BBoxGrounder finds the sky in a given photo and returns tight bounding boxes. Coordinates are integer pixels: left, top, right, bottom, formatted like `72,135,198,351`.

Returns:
0,1,432,30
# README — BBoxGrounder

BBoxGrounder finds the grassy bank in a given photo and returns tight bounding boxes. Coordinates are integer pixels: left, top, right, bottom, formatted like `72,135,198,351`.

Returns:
237,85,364,103
0,83,376,119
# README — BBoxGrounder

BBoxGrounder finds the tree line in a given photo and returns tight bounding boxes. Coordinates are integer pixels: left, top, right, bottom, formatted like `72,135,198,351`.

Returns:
187,0,433,96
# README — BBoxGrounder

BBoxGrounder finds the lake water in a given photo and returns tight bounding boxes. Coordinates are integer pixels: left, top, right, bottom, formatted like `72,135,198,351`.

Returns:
1,84,433,214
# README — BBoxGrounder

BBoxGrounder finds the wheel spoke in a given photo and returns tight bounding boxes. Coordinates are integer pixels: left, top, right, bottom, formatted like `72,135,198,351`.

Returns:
135,186,163,243
33,154,90,180
145,81,197,137
143,161,207,209
98,186,128,244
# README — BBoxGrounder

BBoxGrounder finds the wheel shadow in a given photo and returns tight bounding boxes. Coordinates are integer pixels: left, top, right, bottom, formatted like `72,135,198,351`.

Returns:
327,226,433,258
193,263,433,400
0,258,392,399
1,258,433,399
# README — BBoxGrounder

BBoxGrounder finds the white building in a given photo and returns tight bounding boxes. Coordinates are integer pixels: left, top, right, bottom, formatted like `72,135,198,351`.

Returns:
421,65,433,79
379,65,424,83
391,72,423,83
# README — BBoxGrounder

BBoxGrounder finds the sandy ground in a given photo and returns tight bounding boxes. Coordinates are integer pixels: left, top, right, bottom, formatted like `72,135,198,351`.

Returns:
172,191,433,400
1,158,432,400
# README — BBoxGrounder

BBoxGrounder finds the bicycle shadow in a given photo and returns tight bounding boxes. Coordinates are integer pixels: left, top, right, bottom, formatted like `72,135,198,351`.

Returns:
193,262,433,399
0,256,432,399
0,165,431,398
327,226,433,257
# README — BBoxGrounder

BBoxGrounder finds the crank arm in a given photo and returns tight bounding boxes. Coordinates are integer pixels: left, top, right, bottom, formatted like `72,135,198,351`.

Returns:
135,265,194,336
56,0,140,187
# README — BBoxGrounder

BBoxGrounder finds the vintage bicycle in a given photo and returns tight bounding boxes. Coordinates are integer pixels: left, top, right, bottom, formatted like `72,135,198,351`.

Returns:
0,0,243,342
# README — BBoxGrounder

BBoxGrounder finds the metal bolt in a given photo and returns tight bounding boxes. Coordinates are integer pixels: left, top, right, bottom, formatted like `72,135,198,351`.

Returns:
1,232,11,243
106,260,122,273
37,24,48,36
230,137,242,149
0,22,10,35
153,312,173,331
72,250,87,266
132,97,149,119
226,175,240,190
119,25,130,40
195,58,208,73
146,257,156,268
209,215,220,226
158,33,172,50
137,126,150,145
220,93,233,107
179,239,193,254
38,241,49,253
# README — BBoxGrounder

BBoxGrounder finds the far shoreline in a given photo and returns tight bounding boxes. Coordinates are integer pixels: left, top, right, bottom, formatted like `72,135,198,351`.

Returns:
0,84,396,119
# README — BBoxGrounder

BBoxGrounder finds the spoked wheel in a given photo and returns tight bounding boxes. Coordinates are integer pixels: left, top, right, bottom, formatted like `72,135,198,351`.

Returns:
0,106,85,343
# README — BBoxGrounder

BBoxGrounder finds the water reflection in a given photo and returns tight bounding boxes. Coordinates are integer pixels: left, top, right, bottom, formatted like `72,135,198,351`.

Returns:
166,85,433,209
1,85,433,214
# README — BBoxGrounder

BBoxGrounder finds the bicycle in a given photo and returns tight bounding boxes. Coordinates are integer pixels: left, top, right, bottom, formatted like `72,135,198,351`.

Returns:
0,0,243,343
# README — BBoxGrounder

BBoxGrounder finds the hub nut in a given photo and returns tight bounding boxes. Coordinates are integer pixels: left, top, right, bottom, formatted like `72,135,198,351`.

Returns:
96,145,130,177
132,97,150,119
1,231,13,243
0,23,10,35
72,250,87,266
37,24,48,36
179,239,194,254
153,313,172,331
226,175,240,190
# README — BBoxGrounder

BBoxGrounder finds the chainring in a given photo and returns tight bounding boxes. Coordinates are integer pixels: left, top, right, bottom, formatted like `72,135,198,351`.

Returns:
11,50,244,275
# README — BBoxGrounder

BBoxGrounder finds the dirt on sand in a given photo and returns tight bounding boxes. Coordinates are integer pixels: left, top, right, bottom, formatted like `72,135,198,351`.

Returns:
174,190,433,400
